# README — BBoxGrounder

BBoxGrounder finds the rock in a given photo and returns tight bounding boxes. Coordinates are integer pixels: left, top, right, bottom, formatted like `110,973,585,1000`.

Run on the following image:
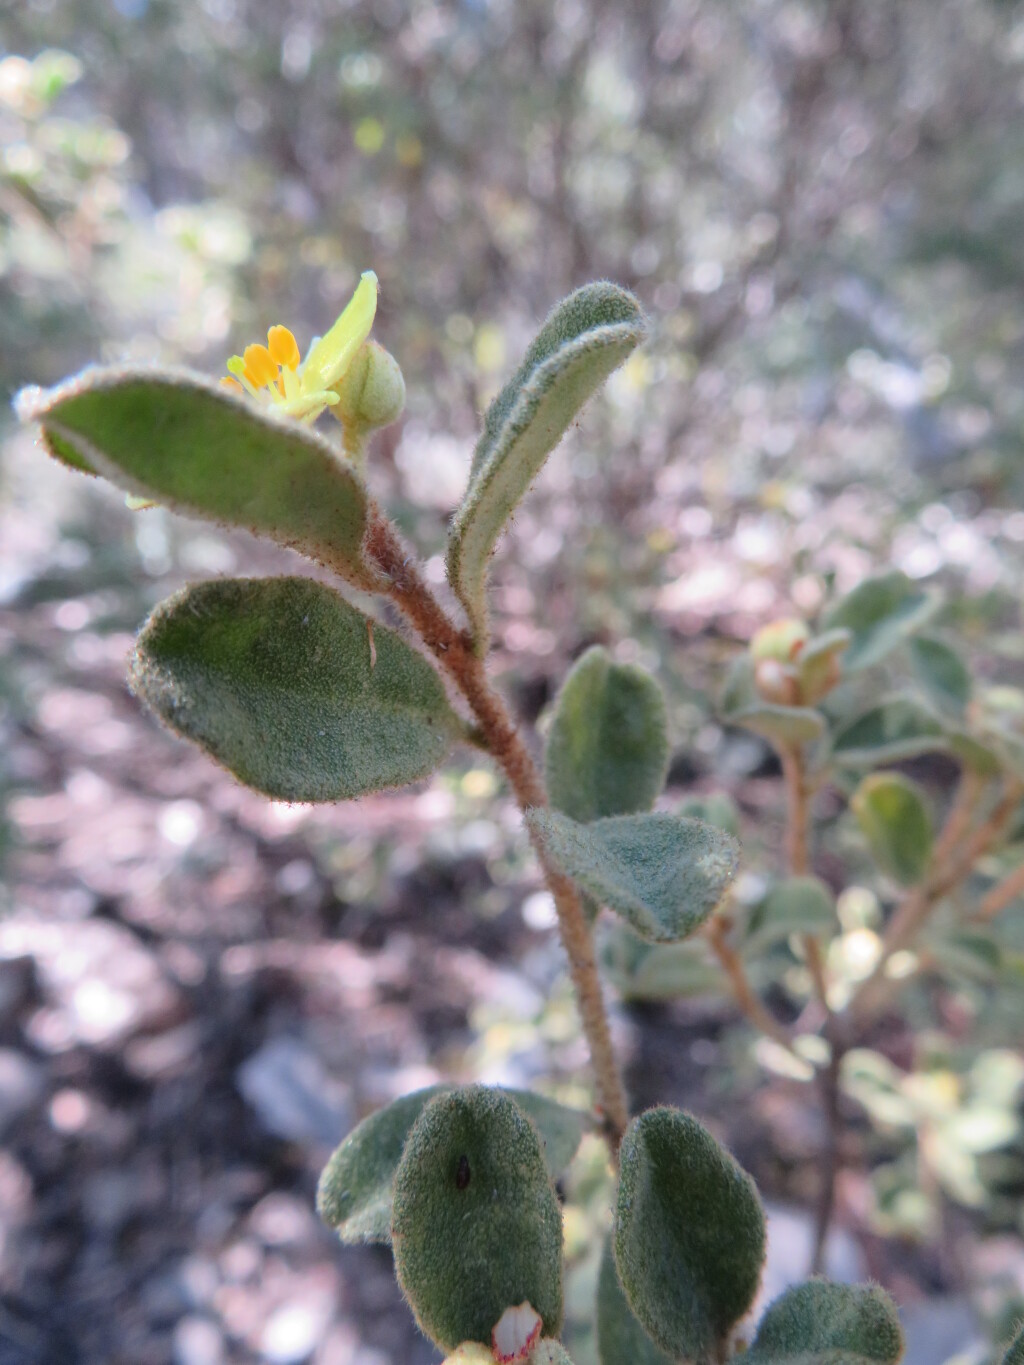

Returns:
236,1036,352,1147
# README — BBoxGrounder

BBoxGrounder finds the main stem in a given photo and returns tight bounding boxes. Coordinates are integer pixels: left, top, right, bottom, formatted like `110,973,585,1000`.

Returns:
363,510,630,1149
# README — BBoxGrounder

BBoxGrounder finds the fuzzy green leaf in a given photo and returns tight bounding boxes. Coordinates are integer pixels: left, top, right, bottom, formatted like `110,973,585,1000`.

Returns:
318,1084,589,1244
909,635,970,715
596,1234,673,1365
130,577,461,802
1003,1324,1024,1364
851,773,934,886
744,877,838,957
824,570,942,672
544,647,669,824
677,793,741,837
19,369,376,587
391,1086,563,1352
447,283,645,645
526,809,739,943
728,704,826,745
614,1107,766,1361
743,1281,904,1364
831,697,948,767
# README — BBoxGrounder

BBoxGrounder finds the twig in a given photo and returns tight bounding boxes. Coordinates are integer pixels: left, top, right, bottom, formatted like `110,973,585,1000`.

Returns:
706,913,801,1058
363,508,630,1149
810,1027,847,1275
974,858,1024,923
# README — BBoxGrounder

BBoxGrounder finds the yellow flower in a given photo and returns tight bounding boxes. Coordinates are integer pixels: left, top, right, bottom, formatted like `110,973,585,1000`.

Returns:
222,270,378,423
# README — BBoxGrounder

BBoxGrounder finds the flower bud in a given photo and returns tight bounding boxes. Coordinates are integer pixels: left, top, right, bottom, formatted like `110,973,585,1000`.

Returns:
753,658,801,705
750,618,810,665
331,339,406,433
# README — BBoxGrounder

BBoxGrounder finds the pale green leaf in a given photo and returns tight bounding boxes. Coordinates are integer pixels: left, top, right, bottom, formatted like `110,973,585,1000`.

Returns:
317,1084,588,1244
824,570,942,671
391,1086,563,1351
729,705,826,745
19,369,376,587
130,577,461,802
744,877,838,956
614,1107,765,1361
526,809,739,943
851,773,934,886
446,283,645,645
544,647,668,823
909,634,970,715
831,696,948,767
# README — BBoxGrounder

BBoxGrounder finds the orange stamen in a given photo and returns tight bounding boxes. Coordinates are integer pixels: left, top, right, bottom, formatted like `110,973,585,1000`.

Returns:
243,343,279,389
220,376,243,393
267,325,301,370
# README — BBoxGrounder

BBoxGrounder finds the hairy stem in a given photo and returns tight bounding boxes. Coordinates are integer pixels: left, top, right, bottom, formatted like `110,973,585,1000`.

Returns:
706,912,800,1057
363,509,630,1148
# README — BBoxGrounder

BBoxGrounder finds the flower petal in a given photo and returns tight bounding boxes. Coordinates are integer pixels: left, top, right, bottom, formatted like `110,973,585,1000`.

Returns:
302,270,378,392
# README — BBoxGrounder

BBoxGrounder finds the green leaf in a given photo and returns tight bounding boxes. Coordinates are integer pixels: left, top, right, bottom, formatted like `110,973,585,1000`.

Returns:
544,647,669,824
317,1085,588,1244
130,577,461,802
831,696,948,767
614,1107,766,1361
446,284,645,645
743,1280,904,1364
721,655,757,715
797,629,852,704
19,369,376,587
677,793,741,837
909,635,970,715
391,1086,563,1352
596,1235,673,1365
526,809,739,943
620,940,728,1002
744,877,838,957
824,570,942,671
1002,1324,1024,1364
851,773,934,886
728,705,826,745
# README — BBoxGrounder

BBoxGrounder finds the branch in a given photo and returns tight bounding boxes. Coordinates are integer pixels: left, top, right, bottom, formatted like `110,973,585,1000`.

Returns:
363,508,630,1149
706,913,801,1059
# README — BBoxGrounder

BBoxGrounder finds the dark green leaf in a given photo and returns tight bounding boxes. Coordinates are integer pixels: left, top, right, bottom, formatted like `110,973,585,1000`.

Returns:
1003,1324,1024,1364
824,570,942,671
392,1086,563,1351
851,773,934,885
130,577,461,802
446,284,645,645
614,1107,765,1361
318,1085,588,1244
728,705,826,745
596,1235,673,1365
526,809,739,943
909,635,970,715
20,369,376,587
831,697,948,767
544,647,669,823
743,1280,904,1364
744,877,838,956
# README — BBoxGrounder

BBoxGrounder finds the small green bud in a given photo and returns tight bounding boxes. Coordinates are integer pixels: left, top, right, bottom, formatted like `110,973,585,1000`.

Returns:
331,338,406,431
750,618,811,664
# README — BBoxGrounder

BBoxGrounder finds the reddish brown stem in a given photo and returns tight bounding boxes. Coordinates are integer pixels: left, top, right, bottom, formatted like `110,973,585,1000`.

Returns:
363,509,630,1148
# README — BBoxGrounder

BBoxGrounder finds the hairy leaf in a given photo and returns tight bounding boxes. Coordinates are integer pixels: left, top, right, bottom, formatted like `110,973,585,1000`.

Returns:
596,1235,673,1365
824,570,942,671
851,773,933,886
447,284,645,645
392,1086,563,1351
318,1084,589,1244
544,647,669,823
744,877,838,957
614,1107,765,1360
20,369,376,586
1003,1324,1024,1364
130,577,461,802
527,809,738,943
909,635,970,715
831,697,948,767
743,1281,904,1364
728,705,826,745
